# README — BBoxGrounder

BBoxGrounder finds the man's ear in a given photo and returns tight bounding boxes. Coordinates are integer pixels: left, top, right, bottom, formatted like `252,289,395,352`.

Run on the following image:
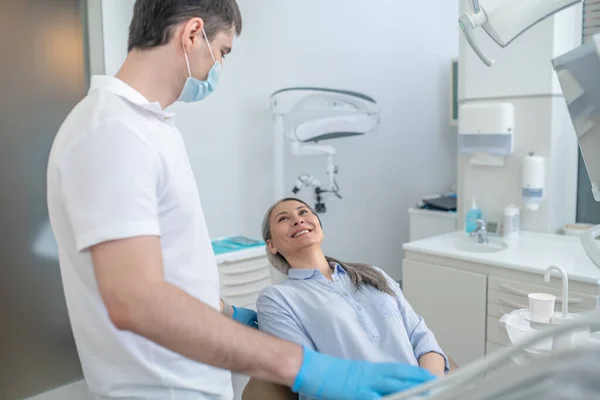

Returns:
266,239,278,255
181,17,204,50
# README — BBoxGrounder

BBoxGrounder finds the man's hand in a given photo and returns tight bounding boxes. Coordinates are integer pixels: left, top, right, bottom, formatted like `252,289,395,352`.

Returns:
294,347,436,400
221,299,257,328
232,306,258,328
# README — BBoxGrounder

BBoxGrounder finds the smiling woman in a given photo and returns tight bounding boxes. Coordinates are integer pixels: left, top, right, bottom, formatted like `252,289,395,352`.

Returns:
248,198,451,399
261,198,395,295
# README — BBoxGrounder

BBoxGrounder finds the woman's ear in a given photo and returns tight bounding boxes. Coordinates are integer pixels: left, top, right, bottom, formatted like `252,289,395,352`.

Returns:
266,239,278,255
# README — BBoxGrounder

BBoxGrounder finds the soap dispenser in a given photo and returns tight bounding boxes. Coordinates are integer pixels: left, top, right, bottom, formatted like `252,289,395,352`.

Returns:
466,198,482,233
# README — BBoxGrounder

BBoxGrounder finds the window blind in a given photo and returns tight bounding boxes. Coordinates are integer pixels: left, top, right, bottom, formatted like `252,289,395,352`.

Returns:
583,0,600,42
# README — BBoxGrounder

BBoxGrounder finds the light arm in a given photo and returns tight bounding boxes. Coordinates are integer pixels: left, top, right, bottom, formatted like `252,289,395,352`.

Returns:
459,9,493,66
460,0,583,67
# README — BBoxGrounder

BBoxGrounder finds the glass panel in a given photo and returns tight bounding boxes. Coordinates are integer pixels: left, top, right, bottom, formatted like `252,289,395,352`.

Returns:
577,151,600,223
554,36,600,224
0,0,87,398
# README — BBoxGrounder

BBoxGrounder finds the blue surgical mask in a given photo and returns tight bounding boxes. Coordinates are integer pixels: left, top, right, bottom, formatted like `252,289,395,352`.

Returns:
178,28,221,103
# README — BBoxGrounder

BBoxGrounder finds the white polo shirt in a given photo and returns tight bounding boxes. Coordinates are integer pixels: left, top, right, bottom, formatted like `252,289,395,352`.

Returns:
47,76,233,399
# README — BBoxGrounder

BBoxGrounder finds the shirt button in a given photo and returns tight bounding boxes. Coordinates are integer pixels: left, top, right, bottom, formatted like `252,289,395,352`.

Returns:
343,292,349,296
357,305,363,311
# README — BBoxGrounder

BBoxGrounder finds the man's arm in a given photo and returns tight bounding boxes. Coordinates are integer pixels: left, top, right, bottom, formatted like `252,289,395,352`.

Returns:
92,236,302,386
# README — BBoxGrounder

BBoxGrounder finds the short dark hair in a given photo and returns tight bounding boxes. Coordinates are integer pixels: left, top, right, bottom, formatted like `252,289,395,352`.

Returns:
127,0,242,52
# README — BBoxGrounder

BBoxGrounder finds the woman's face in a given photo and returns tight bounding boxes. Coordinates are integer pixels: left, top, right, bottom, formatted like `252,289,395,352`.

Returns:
267,200,324,257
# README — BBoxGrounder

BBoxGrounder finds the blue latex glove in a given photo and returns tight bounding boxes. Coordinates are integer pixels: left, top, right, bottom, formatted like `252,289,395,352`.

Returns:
293,347,435,400
231,306,258,328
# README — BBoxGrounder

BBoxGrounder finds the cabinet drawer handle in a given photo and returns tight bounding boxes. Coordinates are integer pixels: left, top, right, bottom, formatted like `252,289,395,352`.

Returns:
497,296,528,309
498,283,531,297
498,283,583,304
558,297,583,305
221,273,271,287
220,263,269,275
221,282,270,297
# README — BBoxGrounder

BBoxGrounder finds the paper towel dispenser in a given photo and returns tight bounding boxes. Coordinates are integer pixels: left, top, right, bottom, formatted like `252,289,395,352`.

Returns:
459,102,515,166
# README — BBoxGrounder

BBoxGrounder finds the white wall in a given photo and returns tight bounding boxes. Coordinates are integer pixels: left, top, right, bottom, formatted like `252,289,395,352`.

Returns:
457,0,582,234
97,0,459,281
100,0,134,75
234,0,459,280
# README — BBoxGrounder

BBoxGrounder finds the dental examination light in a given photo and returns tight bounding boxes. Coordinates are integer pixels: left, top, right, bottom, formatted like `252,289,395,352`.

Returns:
270,88,380,213
459,0,582,67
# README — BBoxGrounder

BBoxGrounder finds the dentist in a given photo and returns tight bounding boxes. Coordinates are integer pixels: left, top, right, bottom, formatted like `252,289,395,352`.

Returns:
46,1,435,399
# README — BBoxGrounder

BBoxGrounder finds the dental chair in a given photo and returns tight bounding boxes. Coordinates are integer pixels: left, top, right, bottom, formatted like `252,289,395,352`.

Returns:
245,264,460,399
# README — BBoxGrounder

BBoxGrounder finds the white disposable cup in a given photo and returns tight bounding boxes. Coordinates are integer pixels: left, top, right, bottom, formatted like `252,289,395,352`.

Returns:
528,293,556,323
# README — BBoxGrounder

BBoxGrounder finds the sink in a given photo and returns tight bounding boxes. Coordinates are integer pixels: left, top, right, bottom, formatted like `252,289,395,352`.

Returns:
453,236,508,253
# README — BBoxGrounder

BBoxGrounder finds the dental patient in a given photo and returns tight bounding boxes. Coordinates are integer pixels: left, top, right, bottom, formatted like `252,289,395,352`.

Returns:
243,197,448,400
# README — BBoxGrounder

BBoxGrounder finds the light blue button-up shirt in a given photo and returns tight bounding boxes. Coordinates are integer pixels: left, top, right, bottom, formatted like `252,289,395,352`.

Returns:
257,263,448,395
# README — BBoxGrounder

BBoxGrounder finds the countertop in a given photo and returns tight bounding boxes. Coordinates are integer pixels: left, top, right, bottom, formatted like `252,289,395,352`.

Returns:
403,230,600,285
214,246,265,264
408,207,457,219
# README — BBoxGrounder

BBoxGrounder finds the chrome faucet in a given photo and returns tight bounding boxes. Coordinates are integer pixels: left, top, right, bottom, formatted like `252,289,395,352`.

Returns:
470,219,489,244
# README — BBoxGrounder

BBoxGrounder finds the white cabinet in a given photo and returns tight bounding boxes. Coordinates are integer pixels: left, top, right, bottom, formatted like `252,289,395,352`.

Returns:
402,250,600,370
215,247,272,309
215,250,272,400
403,260,487,366
408,208,457,242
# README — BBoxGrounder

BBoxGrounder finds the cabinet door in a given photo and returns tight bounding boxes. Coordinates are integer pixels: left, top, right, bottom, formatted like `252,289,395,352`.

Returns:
403,260,487,366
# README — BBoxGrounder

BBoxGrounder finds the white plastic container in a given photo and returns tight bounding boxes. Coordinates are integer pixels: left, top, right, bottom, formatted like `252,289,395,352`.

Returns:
503,204,520,237
522,153,545,211
563,223,594,237
528,293,556,323
500,309,553,353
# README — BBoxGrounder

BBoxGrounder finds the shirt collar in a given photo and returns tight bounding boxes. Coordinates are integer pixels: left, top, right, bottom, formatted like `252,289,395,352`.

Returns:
288,262,346,281
88,75,175,119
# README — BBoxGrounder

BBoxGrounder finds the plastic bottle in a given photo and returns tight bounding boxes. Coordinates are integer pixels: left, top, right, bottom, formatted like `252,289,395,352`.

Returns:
466,197,482,233
503,204,520,237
